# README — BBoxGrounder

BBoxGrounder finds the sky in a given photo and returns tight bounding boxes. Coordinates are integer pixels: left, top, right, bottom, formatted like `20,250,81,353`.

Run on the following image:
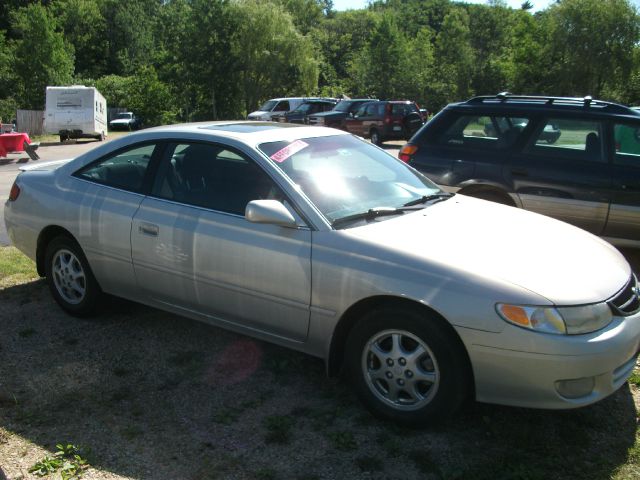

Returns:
332,0,640,14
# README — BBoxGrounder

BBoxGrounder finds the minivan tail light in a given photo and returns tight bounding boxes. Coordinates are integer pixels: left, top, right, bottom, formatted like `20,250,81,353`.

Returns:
8,181,20,201
399,144,418,162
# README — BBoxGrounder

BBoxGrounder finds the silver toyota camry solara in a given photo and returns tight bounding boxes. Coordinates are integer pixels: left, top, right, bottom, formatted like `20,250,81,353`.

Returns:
5,122,640,424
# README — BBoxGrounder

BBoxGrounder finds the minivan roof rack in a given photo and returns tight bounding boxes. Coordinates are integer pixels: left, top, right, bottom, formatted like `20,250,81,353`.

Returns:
466,93,633,114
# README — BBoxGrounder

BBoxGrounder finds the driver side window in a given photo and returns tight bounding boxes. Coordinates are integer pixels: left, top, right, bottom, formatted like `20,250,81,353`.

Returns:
151,142,283,215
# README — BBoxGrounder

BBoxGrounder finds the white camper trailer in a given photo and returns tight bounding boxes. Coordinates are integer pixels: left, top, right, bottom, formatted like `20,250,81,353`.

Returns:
44,86,108,142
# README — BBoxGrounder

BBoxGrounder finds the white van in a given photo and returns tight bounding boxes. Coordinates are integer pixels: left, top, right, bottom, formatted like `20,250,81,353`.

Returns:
247,97,315,121
44,86,108,142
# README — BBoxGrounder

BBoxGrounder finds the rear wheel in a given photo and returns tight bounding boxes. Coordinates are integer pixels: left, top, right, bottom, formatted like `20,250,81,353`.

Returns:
370,129,382,146
59,134,68,143
345,306,469,425
45,236,101,316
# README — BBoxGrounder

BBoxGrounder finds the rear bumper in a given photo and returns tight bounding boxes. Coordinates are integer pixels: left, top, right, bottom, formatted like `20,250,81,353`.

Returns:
458,313,640,409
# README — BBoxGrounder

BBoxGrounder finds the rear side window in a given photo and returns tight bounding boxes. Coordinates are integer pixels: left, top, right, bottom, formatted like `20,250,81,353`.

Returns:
435,114,528,150
614,123,640,167
75,143,157,192
525,118,604,162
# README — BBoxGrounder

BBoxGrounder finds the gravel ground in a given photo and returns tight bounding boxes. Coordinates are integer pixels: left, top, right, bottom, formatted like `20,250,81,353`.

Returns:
0,274,638,480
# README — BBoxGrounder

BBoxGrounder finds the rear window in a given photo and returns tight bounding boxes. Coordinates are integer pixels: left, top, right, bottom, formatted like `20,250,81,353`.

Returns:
391,104,418,115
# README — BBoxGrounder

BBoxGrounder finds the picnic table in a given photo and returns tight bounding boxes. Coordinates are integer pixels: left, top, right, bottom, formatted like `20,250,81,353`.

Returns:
0,132,39,160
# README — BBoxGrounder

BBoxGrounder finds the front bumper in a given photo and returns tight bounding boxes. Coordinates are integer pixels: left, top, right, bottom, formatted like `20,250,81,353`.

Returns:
457,312,640,409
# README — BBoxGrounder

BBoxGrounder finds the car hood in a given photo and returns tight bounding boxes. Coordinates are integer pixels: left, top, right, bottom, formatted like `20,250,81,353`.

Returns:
110,119,132,124
344,195,629,305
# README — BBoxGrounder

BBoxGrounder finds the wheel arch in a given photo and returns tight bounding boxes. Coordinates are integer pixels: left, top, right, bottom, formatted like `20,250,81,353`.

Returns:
327,295,475,395
457,182,519,207
36,225,78,276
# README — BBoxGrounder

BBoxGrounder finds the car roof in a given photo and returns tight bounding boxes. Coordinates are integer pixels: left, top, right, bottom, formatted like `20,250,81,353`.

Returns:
136,121,350,146
448,93,640,117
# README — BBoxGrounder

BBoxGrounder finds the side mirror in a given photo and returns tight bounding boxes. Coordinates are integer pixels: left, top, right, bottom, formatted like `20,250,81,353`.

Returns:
245,200,298,228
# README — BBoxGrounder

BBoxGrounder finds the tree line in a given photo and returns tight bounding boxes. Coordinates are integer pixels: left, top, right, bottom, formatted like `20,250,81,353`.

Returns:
0,0,639,126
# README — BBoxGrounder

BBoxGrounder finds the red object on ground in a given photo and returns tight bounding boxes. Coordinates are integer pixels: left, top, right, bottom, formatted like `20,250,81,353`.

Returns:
0,133,30,158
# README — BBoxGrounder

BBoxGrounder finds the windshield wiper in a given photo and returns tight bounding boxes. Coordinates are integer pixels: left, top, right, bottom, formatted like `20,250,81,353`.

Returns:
402,193,454,207
332,207,405,228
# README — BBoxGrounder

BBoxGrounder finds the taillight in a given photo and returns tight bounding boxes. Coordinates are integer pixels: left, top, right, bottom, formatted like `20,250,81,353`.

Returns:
399,144,418,163
8,181,20,201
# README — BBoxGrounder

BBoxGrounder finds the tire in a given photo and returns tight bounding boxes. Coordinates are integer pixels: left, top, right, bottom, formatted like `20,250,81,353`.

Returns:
345,306,469,425
370,129,382,146
59,134,67,143
96,132,105,141
45,236,102,317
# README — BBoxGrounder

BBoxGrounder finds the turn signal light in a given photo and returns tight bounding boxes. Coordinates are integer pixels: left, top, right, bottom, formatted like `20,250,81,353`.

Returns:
398,144,418,163
8,181,20,201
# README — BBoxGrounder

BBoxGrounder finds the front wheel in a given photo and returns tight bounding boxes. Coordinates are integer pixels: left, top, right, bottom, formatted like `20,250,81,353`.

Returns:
370,129,382,146
345,306,469,425
45,236,102,316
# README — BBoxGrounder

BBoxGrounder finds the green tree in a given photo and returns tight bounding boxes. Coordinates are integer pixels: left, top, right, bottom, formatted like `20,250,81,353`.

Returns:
229,0,319,116
53,0,108,78
545,0,639,97
311,8,379,95
96,67,177,126
178,0,238,119
466,3,517,96
432,7,474,108
10,3,74,109
101,0,159,75
348,13,410,99
0,30,17,121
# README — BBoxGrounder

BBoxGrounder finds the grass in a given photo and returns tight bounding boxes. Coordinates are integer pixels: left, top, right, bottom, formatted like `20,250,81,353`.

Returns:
263,415,295,444
0,246,38,287
29,443,89,479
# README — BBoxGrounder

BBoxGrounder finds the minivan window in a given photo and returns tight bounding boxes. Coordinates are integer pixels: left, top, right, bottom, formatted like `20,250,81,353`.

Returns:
275,101,290,111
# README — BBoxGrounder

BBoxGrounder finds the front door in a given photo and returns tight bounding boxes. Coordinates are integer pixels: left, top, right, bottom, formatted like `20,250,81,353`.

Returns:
131,141,312,341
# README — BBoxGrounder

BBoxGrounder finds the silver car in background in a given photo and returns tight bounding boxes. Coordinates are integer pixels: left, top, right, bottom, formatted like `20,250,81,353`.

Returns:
5,122,640,424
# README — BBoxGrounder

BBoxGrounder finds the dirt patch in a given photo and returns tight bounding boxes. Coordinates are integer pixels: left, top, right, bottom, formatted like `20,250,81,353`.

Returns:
0,279,638,480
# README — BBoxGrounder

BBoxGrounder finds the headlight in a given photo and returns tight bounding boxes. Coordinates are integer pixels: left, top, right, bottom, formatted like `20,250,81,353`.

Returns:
496,303,613,335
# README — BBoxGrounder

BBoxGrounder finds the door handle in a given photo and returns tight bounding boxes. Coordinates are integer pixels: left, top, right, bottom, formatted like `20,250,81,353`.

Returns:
138,223,159,237
511,168,528,177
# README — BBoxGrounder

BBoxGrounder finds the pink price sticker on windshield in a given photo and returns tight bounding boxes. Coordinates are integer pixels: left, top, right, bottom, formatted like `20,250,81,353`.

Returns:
270,140,309,163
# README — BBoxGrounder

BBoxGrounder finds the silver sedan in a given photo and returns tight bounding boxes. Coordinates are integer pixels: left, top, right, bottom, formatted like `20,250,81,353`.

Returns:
5,122,640,424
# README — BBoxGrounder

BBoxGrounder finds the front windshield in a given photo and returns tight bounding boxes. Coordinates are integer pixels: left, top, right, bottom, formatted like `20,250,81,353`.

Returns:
334,101,352,112
116,113,132,119
258,135,443,225
259,100,278,111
